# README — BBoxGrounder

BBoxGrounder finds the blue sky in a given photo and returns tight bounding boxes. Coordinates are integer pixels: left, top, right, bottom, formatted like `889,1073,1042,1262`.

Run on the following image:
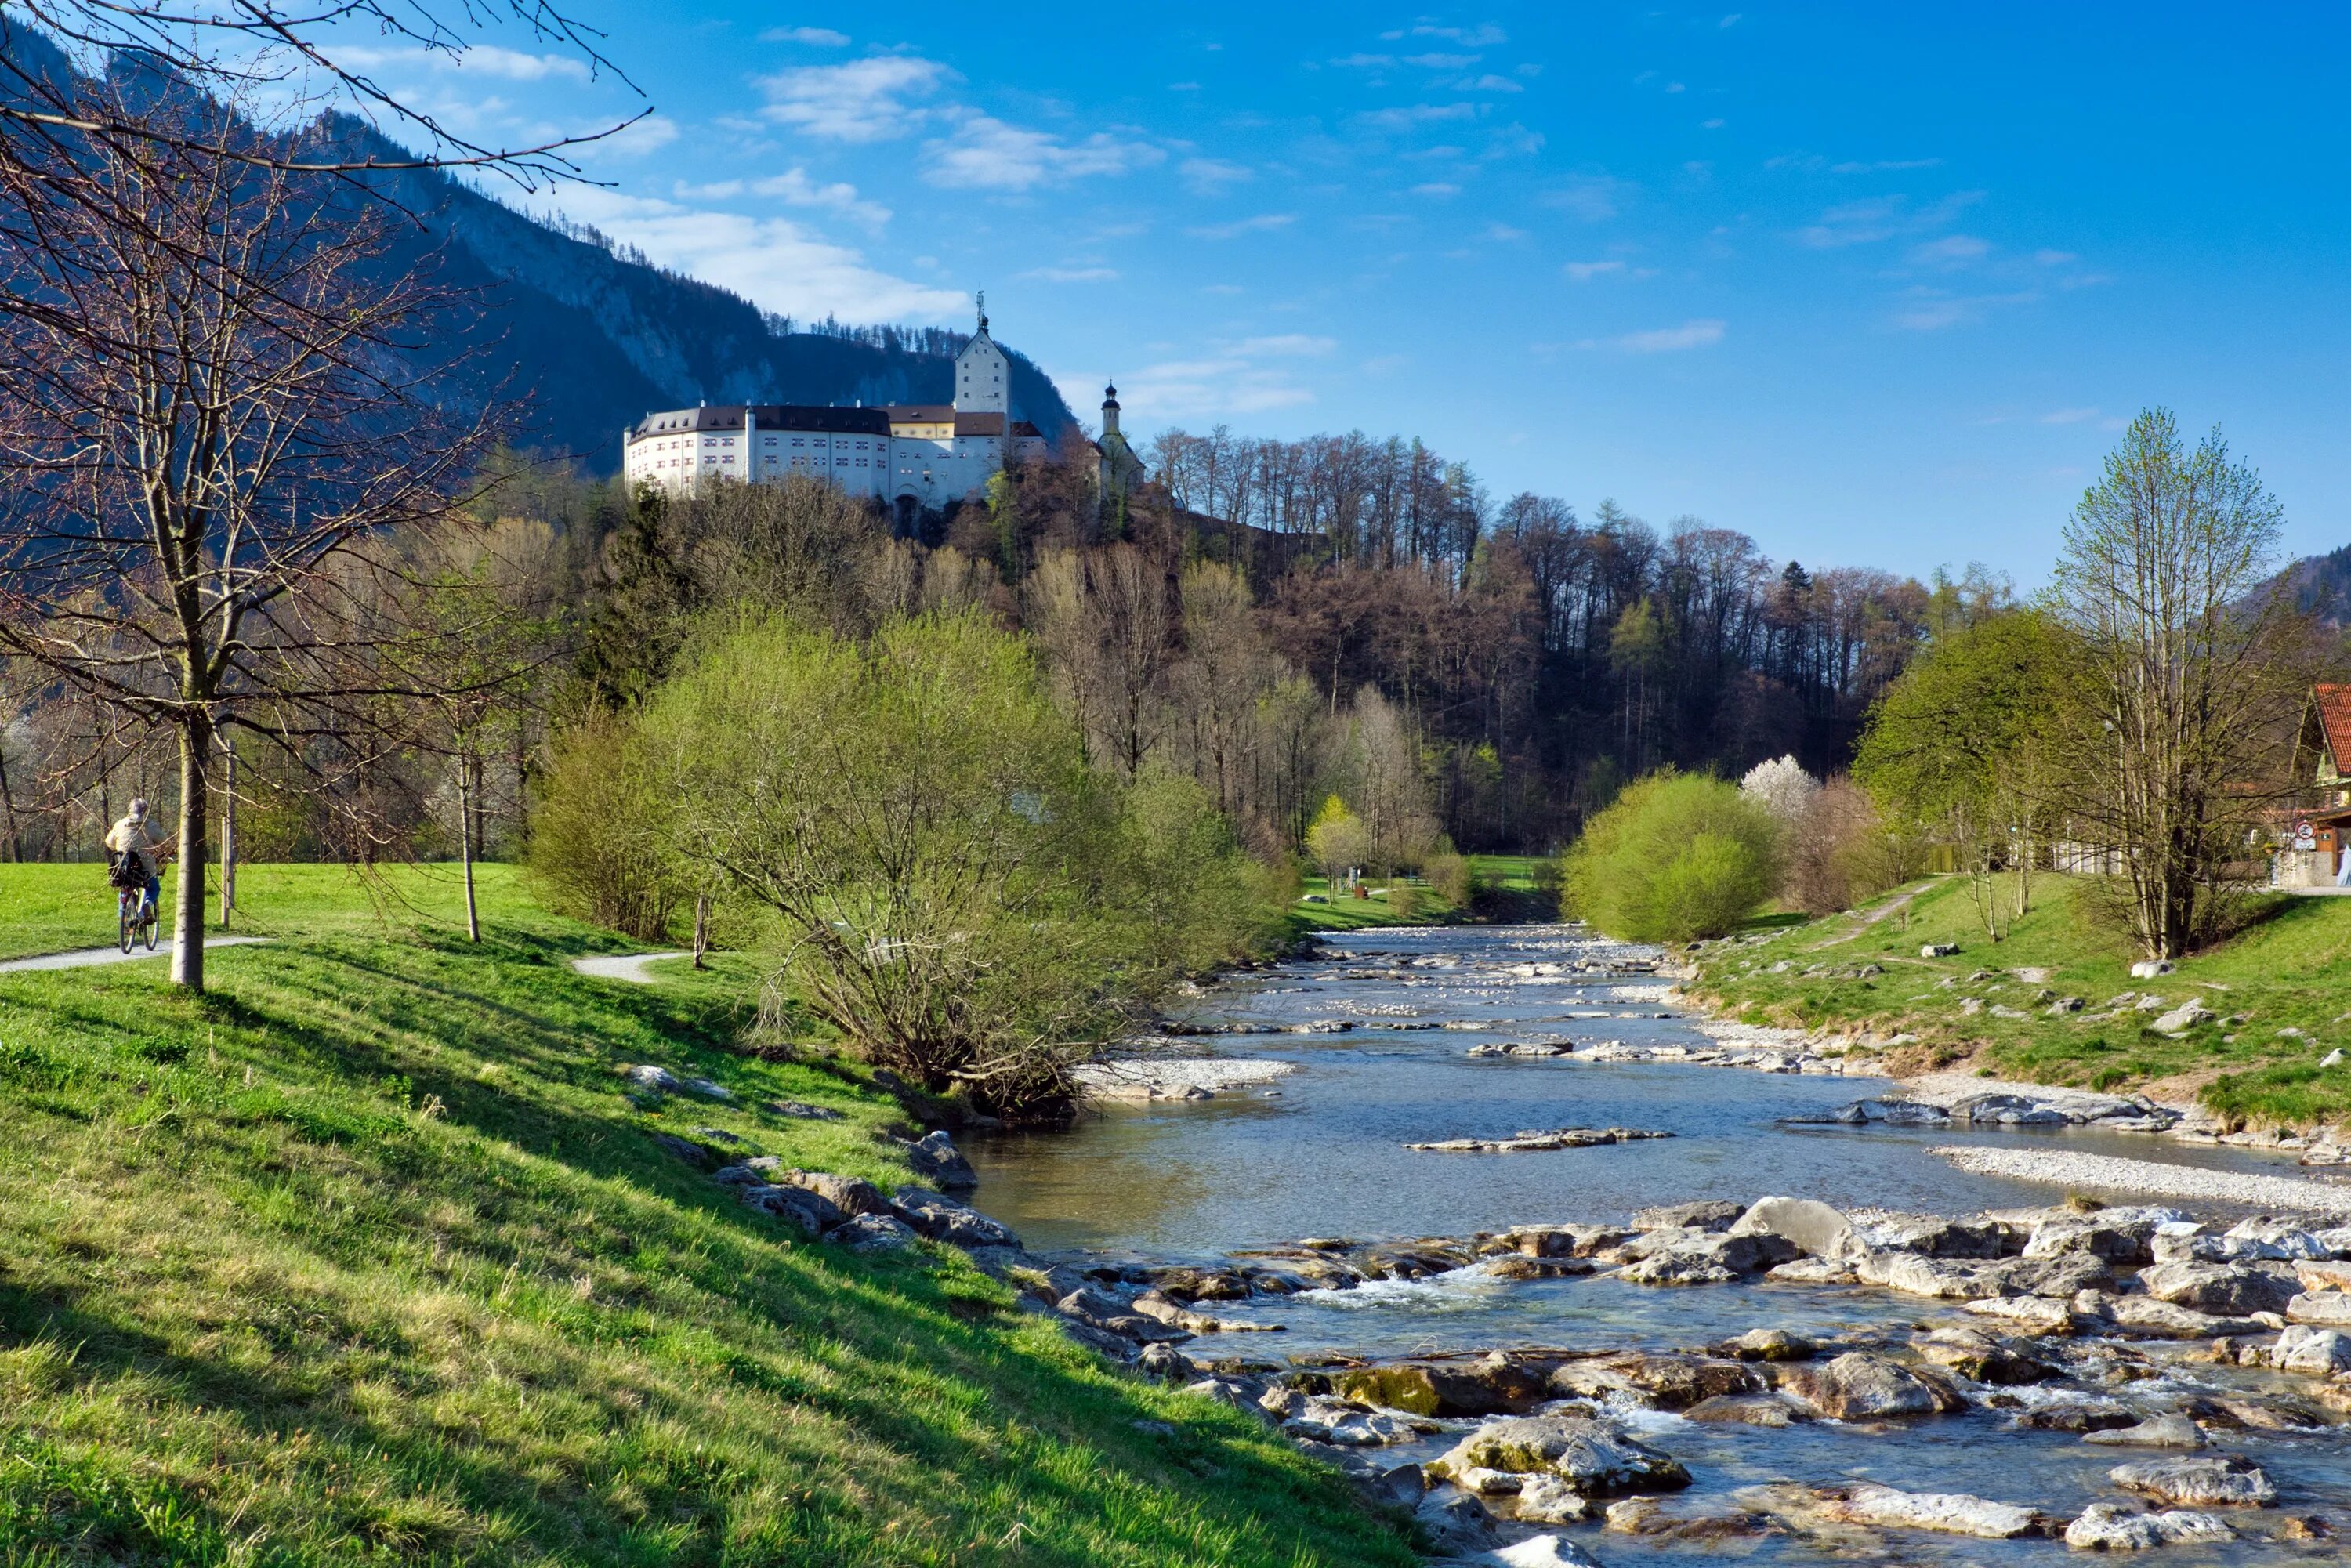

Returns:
335,5,2351,581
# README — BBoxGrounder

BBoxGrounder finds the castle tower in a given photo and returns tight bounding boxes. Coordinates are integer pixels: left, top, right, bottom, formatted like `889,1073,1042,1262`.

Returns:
954,292,1009,415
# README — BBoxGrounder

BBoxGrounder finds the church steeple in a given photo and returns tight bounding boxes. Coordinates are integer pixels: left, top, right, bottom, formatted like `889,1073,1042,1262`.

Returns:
1101,380,1121,436
975,289,989,336
954,291,1008,415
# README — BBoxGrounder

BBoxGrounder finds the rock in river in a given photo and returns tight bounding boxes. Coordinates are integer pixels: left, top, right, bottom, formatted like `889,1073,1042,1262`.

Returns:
2137,1260,2301,1316
2063,1502,2235,1551
1433,1414,1691,1496
1775,1352,1966,1418
1407,1126,1673,1153
1826,1483,2046,1539
1729,1195,1860,1260
2108,1457,2277,1508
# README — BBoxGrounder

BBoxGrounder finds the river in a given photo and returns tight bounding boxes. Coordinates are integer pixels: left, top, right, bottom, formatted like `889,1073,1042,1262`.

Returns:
969,922,2351,1565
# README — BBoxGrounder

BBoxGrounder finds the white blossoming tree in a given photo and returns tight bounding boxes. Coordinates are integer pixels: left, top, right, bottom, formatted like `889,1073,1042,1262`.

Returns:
1741,755,1820,824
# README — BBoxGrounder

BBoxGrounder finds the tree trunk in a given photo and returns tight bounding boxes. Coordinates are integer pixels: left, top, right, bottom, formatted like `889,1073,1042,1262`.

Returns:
219,734,237,928
172,710,212,989
459,749,480,943
693,892,711,969
0,720,20,862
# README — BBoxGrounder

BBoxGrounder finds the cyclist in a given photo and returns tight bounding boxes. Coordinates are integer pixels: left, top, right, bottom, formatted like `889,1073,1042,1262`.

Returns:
104,798,175,925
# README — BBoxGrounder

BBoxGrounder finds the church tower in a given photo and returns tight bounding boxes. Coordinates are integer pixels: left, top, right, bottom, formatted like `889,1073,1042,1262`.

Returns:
954,292,1009,415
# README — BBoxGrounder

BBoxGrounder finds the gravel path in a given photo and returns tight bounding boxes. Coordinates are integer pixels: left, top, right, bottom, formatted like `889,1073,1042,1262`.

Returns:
1935,1143,2351,1215
571,951,690,984
0,936,270,974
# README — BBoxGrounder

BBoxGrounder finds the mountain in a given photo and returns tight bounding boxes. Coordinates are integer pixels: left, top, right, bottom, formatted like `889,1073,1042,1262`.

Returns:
2279,545,2351,628
344,121,1080,472
351,132,1081,471
0,20,1081,474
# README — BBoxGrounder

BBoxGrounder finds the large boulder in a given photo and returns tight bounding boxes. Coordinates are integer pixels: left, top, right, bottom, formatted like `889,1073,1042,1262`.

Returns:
775,1168,892,1218
2271,1324,2351,1375
2137,1261,2300,1316
1682,1393,1810,1426
2109,1458,2277,1508
737,1182,845,1237
1730,1196,1860,1260
2284,1291,2351,1328
831,1212,919,1253
893,1129,979,1190
889,1186,1020,1248
2023,1211,2172,1265
1615,1230,1794,1284
1549,1353,1761,1410
1911,1327,2056,1385
1434,1414,1692,1496
1828,1483,2045,1539
1857,1251,2012,1301
1333,1353,1553,1418
1414,1491,1501,1555
2082,1414,2205,1449
2064,1503,2234,1551
1631,1199,1745,1231
1776,1352,1966,1418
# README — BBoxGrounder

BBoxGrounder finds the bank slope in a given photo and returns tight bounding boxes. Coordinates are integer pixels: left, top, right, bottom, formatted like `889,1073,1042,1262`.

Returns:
1689,872,2351,1128
0,867,1411,1566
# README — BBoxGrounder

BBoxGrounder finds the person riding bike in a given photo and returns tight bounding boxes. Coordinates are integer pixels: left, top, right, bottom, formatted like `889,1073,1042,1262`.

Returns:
104,798,175,921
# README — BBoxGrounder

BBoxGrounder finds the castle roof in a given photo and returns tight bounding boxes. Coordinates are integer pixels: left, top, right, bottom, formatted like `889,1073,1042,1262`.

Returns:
629,404,889,439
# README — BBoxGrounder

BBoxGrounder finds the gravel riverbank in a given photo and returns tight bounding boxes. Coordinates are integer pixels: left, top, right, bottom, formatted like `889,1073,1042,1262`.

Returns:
1935,1145,2351,1216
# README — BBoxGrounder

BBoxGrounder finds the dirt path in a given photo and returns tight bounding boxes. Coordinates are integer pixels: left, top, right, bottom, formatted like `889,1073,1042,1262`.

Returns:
571,951,689,984
0,936,270,975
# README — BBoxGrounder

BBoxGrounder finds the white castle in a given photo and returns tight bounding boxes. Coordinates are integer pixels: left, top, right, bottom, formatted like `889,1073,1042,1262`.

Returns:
622,297,1051,512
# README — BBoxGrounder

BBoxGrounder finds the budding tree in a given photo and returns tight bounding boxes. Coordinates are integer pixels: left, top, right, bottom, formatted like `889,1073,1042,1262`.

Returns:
0,89,502,987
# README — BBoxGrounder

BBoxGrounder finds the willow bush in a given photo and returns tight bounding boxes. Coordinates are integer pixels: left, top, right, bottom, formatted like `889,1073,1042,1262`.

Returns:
633,610,1264,1117
1562,770,1782,943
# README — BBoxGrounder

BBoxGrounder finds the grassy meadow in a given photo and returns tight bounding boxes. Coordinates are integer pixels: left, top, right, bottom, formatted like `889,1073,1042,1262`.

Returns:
1689,871,2351,1127
0,862,1415,1566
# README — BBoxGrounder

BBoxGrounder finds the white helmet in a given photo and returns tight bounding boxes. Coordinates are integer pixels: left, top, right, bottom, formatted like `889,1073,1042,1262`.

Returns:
129,798,148,820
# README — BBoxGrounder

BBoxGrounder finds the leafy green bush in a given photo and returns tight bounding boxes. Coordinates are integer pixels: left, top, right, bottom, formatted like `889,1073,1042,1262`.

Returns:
1562,770,1782,943
527,708,686,941
638,610,1266,1116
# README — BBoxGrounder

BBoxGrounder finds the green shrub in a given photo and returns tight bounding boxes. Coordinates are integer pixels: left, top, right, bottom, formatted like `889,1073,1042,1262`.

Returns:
1424,853,1473,908
527,708,686,942
1562,770,1782,943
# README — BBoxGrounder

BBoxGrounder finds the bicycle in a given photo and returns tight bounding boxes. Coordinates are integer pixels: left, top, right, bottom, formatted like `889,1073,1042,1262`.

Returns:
112,860,159,954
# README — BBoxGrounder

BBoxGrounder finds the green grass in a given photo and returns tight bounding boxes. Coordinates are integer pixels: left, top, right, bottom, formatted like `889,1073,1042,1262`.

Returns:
1282,855,1551,936
0,864,1415,1566
1690,872,2351,1128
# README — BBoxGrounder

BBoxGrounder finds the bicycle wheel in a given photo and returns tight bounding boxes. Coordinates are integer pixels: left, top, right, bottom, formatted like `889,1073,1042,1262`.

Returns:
142,906,160,951
119,900,134,954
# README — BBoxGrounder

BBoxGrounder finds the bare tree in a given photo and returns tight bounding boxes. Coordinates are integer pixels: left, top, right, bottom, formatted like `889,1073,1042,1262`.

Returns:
0,92,503,987
2051,410,2309,958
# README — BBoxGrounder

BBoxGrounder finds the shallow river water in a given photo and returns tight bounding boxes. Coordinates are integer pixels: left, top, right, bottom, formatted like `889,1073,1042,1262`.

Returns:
970,922,2351,1565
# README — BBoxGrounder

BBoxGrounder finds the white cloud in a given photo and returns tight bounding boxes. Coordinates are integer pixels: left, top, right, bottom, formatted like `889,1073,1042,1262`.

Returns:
547,188,964,322
1541,172,1627,221
758,56,952,142
1563,259,1625,281
584,114,679,160
1021,265,1121,282
1411,181,1461,197
2041,407,2100,425
1909,233,1989,268
1404,53,1480,68
923,114,1162,191
1795,190,1980,248
1186,212,1295,239
1483,222,1527,241
1332,53,1395,67
1403,24,1506,45
1585,319,1724,352
1462,74,1523,92
1888,288,2035,331
335,44,592,82
1235,334,1335,356
1180,157,1253,193
760,26,851,45
1352,103,1480,132
751,168,891,227
1119,357,1315,416
1831,158,1943,174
